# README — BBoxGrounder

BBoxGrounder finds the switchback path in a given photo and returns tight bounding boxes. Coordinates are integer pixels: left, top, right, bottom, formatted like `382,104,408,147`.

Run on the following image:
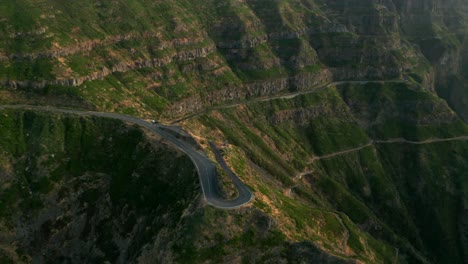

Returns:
209,142,253,205
0,105,253,209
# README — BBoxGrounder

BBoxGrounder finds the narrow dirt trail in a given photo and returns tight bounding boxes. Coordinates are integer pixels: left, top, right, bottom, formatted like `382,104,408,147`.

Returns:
374,136,468,144
170,80,407,124
309,143,373,163
307,136,468,164
285,136,468,196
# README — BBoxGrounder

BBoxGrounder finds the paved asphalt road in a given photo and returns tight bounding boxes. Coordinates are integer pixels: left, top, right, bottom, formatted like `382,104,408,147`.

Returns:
0,105,254,209
209,142,253,206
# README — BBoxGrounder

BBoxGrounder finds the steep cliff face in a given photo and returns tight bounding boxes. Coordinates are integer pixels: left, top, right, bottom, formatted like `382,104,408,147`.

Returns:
393,0,468,120
1,0,466,120
0,1,467,263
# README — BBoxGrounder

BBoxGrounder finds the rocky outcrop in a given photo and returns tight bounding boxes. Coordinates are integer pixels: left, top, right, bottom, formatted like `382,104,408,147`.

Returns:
166,69,332,117
0,0,465,122
1,1,467,263
392,0,468,120
0,0,436,117
0,32,207,62
1,45,216,89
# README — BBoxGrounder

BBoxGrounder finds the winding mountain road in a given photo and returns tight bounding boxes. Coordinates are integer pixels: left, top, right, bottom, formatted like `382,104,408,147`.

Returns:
0,105,254,209
209,142,252,205
2,88,466,208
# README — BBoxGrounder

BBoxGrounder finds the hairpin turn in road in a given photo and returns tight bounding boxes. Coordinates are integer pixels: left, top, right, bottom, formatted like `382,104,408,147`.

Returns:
0,105,254,209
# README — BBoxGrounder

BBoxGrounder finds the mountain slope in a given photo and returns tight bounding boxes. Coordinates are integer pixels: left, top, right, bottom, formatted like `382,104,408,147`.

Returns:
0,0,467,263
0,0,465,119
190,81,467,263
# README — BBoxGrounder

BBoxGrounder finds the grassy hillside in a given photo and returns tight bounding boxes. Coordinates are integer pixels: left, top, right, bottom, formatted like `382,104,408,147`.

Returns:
0,110,360,264
188,81,468,263
0,0,467,263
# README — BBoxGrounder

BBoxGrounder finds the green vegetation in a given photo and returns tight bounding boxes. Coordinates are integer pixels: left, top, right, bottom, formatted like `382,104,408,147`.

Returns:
338,82,468,140
0,109,198,263
198,81,467,263
0,59,56,81
173,207,288,263
0,0,467,263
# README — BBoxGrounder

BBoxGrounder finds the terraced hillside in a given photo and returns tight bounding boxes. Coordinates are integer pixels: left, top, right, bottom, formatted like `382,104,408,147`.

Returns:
0,0,467,263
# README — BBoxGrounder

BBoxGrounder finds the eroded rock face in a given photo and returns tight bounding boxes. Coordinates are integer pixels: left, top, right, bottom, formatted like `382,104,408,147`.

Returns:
0,0,466,120
0,1,467,263
391,0,468,121
0,45,216,89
